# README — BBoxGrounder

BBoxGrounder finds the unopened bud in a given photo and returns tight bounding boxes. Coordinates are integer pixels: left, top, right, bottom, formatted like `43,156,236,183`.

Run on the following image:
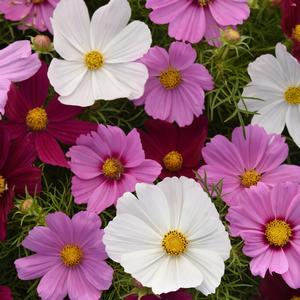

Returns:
269,0,280,6
223,28,241,43
20,199,33,212
32,35,53,52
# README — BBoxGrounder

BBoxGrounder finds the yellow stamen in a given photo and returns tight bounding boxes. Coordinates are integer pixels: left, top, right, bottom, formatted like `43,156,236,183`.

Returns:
84,50,104,70
162,230,188,256
159,68,181,89
292,24,300,42
265,220,292,247
32,0,44,3
240,169,261,188
60,244,83,267
163,151,183,172
198,0,211,6
0,175,7,196
284,87,300,105
291,297,300,300
26,107,48,131
102,158,124,180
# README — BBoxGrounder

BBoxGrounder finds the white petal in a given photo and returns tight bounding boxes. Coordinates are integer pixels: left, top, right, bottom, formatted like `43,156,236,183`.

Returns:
51,0,91,59
103,21,152,64
58,72,95,106
103,214,161,262
239,84,284,112
275,43,300,85
48,59,87,97
90,0,131,49
251,100,288,134
286,105,300,148
187,249,225,296
97,62,148,100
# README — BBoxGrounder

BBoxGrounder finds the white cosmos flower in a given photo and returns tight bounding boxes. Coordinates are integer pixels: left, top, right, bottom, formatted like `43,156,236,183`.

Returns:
103,176,231,295
48,0,151,106
239,43,300,147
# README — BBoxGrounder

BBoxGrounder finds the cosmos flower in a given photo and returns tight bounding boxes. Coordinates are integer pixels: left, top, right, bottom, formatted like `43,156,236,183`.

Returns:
138,117,208,179
125,289,193,300
0,286,13,300
145,0,250,45
0,0,59,32
0,129,41,240
227,182,300,289
198,125,300,206
239,43,300,148
103,177,231,295
0,62,96,168
0,40,41,115
67,124,161,213
48,0,151,106
15,211,113,300
133,42,214,126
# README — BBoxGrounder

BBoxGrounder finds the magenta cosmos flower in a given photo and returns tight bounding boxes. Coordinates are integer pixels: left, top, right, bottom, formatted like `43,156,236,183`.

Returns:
0,129,41,240
0,62,96,168
146,0,250,45
67,125,162,213
134,42,214,127
227,183,300,289
198,125,300,206
0,40,40,115
0,286,12,300
15,211,113,300
0,0,59,32
125,289,193,300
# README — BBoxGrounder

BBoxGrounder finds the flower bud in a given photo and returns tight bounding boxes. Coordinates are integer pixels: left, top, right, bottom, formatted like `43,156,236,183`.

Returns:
223,28,241,43
32,35,53,52
20,199,33,213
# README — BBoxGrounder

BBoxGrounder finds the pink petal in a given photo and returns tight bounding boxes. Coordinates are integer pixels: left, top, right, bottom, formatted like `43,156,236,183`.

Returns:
282,247,300,288
128,159,162,183
262,165,300,186
0,78,10,115
168,42,196,70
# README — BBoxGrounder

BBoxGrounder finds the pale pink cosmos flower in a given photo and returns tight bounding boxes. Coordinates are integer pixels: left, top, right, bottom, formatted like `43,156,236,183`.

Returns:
145,0,250,46
0,0,59,33
227,183,300,289
67,124,162,213
198,125,300,206
0,40,41,115
133,42,214,127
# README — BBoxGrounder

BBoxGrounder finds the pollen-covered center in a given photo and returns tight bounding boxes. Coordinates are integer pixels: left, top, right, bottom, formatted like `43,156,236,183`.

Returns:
291,297,300,300
198,0,211,6
60,244,83,267
26,107,48,131
84,50,104,70
159,68,181,89
162,230,188,256
284,87,300,105
292,25,300,42
265,220,292,247
163,151,183,172
240,169,262,188
32,0,44,3
0,175,7,196
102,158,124,180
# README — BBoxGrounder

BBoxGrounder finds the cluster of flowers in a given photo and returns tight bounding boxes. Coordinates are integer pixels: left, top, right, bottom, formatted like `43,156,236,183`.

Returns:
0,0,300,299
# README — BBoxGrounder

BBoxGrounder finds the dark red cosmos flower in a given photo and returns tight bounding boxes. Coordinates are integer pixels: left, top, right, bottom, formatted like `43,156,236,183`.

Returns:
0,62,96,168
0,286,13,300
255,272,300,300
125,289,192,300
138,117,208,179
0,129,41,240
281,0,300,60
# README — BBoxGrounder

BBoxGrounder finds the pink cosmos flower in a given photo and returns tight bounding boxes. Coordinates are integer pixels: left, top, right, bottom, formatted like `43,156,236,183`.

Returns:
0,62,96,168
0,0,59,33
0,40,41,115
134,42,214,127
15,211,113,300
67,125,162,213
145,0,250,45
226,183,300,289
198,125,300,206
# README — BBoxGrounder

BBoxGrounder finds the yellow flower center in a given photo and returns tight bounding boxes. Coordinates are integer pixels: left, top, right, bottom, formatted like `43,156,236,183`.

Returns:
284,87,300,105
84,50,104,70
163,151,183,172
240,169,262,188
198,0,211,6
32,0,44,3
60,244,83,267
292,25,300,42
291,297,300,300
26,107,48,131
159,68,181,90
0,175,7,196
265,220,292,247
102,158,124,180
162,230,188,256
